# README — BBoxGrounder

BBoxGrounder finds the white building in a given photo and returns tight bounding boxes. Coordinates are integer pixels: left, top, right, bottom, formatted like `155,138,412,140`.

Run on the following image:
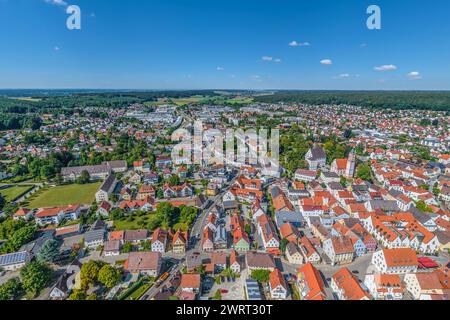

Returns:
364,273,404,300
0,251,30,271
371,248,418,275
404,272,446,300
269,269,288,300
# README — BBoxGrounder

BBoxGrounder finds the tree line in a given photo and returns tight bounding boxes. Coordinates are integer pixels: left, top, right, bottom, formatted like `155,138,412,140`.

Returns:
254,91,450,112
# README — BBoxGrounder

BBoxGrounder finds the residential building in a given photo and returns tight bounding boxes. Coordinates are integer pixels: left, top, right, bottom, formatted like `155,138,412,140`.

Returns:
364,273,404,300
331,267,371,300
151,228,167,253
269,269,288,300
246,251,276,272
124,251,162,277
95,174,117,203
296,263,327,300
285,242,304,265
0,251,30,271
404,272,446,300
372,248,418,274
34,205,81,226
322,236,354,266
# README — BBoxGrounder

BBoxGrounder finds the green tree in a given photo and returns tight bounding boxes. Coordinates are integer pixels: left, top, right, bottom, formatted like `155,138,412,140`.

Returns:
121,242,133,254
432,187,440,197
168,175,180,186
80,260,104,288
280,238,289,253
1,224,36,254
155,202,177,229
0,278,24,300
416,201,433,213
250,269,270,283
213,289,222,300
19,261,52,297
36,239,59,263
68,289,87,300
97,265,122,289
2,203,18,216
356,164,372,182
0,194,5,210
77,170,91,184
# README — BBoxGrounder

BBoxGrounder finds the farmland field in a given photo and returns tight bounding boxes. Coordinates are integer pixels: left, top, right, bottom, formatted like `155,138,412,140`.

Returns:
25,183,101,208
0,185,33,202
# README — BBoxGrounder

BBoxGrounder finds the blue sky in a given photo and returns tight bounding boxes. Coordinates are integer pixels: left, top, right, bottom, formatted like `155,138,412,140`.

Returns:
0,0,449,90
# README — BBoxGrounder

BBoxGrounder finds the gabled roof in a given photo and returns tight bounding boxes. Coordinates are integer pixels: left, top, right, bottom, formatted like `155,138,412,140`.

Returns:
382,248,418,268
332,268,371,300
181,273,201,289
297,263,327,300
269,269,287,290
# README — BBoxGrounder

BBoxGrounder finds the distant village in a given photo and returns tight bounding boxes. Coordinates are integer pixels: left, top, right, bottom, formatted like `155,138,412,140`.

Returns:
0,97,449,301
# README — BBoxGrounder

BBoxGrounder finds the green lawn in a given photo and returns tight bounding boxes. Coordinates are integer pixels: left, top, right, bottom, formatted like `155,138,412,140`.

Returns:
113,214,158,231
0,185,33,202
127,282,154,300
25,183,100,208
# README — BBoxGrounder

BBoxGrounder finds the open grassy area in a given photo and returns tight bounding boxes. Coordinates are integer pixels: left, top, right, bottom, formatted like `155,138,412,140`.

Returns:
10,97,42,102
171,96,206,106
25,183,100,208
113,214,158,231
0,185,33,202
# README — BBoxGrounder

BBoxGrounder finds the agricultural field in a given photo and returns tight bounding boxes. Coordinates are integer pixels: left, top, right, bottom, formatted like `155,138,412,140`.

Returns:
25,182,100,208
171,96,207,106
0,185,33,202
9,97,42,102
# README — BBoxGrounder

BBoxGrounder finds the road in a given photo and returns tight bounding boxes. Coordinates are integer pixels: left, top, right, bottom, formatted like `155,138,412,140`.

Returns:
140,157,238,299
189,174,238,247
140,262,184,300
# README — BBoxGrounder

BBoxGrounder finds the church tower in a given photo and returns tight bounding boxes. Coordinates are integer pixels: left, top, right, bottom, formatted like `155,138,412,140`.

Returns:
346,149,356,178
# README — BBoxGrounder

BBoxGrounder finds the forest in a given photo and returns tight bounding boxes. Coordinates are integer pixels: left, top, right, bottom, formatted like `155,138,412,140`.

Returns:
254,91,450,112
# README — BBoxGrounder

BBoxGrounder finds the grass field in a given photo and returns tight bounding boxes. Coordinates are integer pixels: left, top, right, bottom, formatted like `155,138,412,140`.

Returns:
10,97,42,102
25,183,100,208
113,214,158,231
171,96,206,106
0,185,33,202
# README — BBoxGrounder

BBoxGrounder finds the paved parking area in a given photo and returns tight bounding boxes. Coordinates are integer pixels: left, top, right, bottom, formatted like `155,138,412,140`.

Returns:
80,250,129,265
0,270,20,286
60,234,84,251
205,273,245,300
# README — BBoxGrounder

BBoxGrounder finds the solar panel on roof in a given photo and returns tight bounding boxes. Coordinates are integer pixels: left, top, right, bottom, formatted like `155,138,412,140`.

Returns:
0,251,28,266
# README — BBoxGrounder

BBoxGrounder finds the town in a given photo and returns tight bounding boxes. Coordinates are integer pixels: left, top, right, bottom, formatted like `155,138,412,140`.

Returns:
0,91,449,301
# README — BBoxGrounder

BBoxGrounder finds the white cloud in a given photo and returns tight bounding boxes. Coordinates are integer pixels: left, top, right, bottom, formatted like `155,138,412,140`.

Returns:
407,71,422,80
333,73,350,79
262,56,282,63
251,75,262,82
320,59,333,65
44,0,68,6
216,66,224,71
374,64,397,71
289,41,311,47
